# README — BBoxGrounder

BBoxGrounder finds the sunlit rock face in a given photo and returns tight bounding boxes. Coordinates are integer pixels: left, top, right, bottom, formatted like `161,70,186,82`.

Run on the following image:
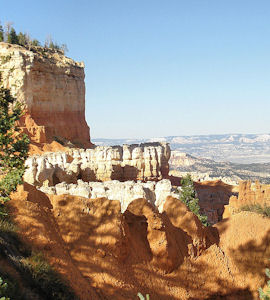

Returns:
223,180,270,218
38,178,180,214
24,142,171,184
0,42,90,146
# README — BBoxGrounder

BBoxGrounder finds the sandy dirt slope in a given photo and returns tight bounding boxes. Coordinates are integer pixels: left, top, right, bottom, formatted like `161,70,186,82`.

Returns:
10,184,270,299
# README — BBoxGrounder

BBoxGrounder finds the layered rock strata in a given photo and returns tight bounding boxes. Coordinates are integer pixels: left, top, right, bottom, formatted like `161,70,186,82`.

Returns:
0,42,90,145
24,142,171,184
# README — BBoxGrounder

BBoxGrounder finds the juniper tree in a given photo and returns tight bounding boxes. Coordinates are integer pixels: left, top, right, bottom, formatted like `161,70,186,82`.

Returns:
0,79,29,204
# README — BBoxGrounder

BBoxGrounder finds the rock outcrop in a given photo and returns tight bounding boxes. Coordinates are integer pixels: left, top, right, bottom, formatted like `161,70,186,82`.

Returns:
223,180,270,218
10,183,207,297
24,142,171,184
10,183,270,299
38,179,180,213
0,42,90,146
194,180,237,224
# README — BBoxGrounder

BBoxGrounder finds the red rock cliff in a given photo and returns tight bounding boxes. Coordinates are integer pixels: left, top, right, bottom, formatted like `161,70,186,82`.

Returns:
0,42,91,146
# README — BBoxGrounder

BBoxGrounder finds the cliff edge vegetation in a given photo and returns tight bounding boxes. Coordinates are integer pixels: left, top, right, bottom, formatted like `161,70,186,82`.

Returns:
0,21,67,54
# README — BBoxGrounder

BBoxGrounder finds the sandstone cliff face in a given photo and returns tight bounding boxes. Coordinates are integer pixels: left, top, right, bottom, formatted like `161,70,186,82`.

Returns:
0,42,90,145
24,142,171,183
223,180,270,218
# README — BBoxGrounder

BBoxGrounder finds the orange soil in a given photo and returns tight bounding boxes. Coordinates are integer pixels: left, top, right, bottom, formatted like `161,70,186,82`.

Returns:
29,140,68,155
10,184,270,299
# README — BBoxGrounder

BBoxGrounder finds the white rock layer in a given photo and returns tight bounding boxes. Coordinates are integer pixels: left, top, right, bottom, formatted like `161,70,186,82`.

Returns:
24,143,171,185
39,179,180,213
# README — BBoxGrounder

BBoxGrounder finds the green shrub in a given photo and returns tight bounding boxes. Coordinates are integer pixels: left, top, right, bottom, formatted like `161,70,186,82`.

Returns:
0,273,20,300
0,79,76,299
179,174,209,226
0,79,29,204
0,25,3,42
240,204,270,218
0,226,77,299
0,277,10,300
137,292,150,300
0,217,17,235
20,252,78,299
259,267,270,299
0,20,68,54
7,27,18,45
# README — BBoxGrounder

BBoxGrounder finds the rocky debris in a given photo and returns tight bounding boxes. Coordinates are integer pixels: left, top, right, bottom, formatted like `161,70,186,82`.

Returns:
24,142,171,184
39,179,180,213
0,42,90,145
223,180,270,218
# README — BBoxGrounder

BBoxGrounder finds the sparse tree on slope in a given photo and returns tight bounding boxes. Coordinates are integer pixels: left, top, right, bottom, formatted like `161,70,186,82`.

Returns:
0,79,29,204
180,174,209,226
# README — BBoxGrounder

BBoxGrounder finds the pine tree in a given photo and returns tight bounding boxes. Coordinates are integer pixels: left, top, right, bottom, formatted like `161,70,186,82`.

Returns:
60,43,68,54
31,39,40,46
0,25,3,42
0,79,29,204
180,174,209,226
7,27,19,44
18,32,27,46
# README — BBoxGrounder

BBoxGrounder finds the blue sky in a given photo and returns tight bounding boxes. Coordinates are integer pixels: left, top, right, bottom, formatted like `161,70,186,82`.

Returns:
1,0,270,138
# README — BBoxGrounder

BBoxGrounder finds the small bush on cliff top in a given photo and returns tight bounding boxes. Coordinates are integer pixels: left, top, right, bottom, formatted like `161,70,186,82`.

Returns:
0,20,68,54
7,27,19,45
240,204,270,218
179,174,209,226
